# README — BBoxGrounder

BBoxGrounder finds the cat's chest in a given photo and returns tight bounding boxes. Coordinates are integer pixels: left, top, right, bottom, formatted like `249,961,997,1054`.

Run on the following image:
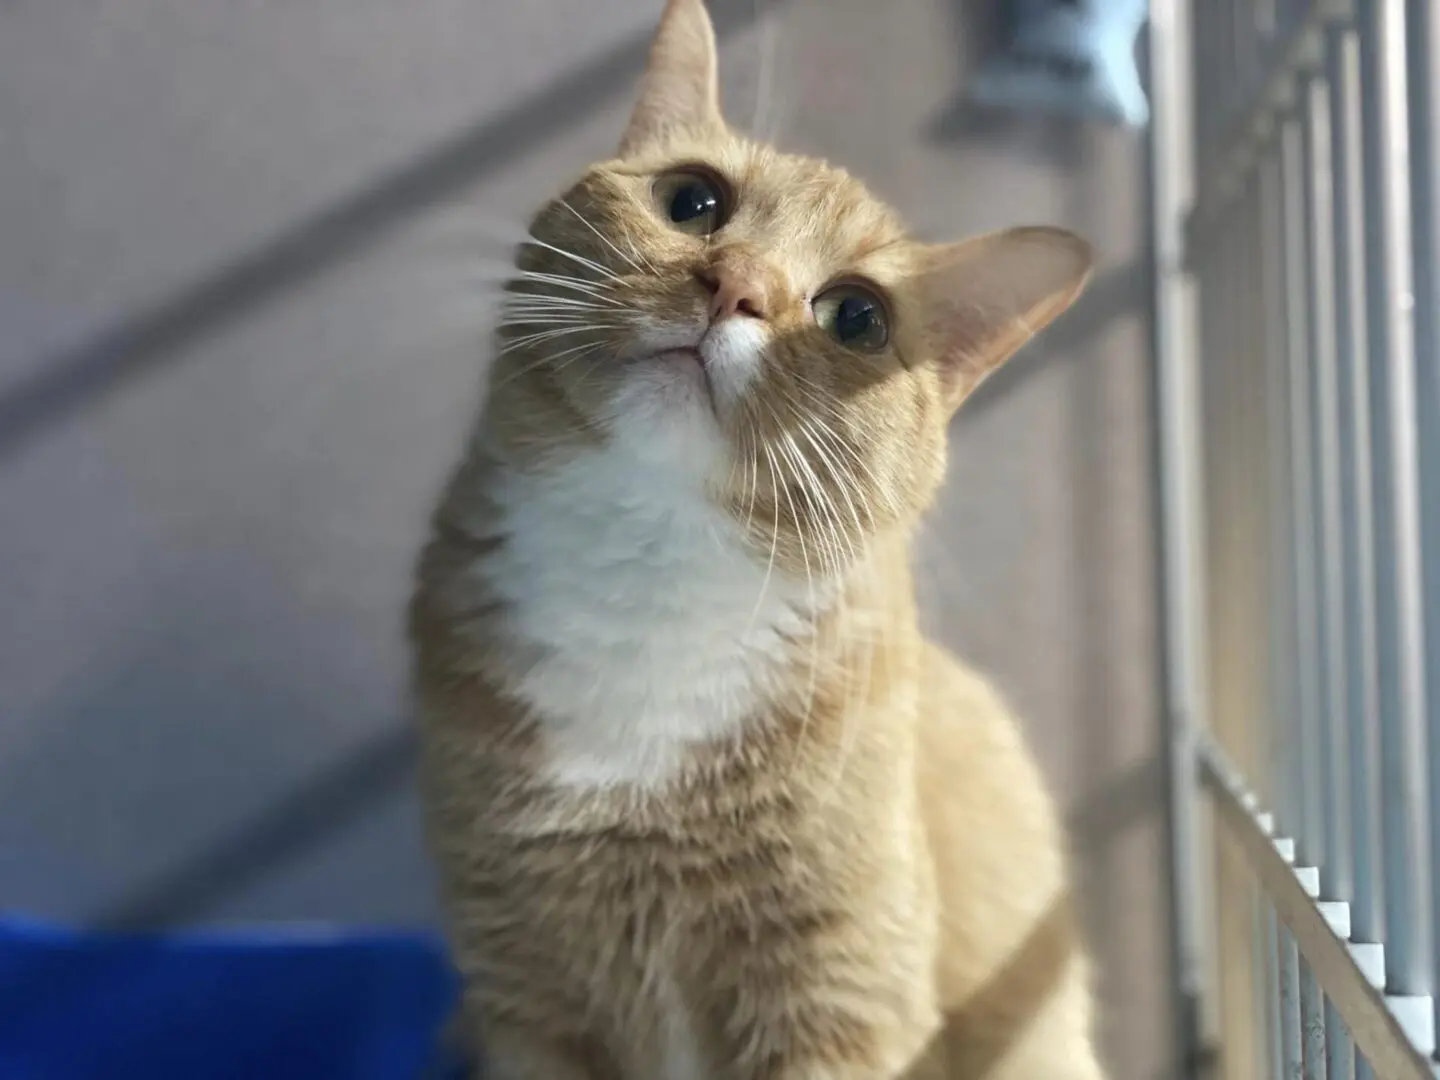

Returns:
481,451,808,789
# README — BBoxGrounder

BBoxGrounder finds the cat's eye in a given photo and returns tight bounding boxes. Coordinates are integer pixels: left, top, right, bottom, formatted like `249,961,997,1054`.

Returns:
812,284,890,351
653,170,729,235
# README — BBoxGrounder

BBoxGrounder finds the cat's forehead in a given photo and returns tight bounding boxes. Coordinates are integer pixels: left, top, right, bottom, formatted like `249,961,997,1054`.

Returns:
602,134,911,279
716,139,908,259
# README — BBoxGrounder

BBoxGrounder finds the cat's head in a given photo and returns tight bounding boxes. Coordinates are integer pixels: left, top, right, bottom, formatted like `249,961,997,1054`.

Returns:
486,0,1091,574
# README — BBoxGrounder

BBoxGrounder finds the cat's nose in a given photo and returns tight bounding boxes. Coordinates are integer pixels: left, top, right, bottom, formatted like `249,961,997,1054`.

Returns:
697,252,778,323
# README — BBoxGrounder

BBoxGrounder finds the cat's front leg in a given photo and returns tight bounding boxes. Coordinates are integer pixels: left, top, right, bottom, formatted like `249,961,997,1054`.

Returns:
699,871,942,1080
473,1023,601,1080
737,1015,943,1080
708,970,941,1080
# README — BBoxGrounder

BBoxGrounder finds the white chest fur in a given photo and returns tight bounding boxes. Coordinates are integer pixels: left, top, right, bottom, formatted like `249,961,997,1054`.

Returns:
479,443,809,790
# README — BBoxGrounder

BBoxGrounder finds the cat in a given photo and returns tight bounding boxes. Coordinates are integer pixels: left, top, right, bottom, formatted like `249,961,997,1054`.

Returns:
409,0,1104,1076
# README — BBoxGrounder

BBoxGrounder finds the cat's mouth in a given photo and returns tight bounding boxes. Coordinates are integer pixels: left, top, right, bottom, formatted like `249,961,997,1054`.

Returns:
657,346,703,363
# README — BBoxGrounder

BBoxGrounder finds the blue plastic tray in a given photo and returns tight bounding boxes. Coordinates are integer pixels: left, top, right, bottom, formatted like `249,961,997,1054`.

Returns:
0,917,462,1079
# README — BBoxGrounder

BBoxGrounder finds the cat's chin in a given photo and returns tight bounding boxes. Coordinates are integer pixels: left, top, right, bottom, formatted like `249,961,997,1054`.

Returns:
606,352,731,478
621,347,718,418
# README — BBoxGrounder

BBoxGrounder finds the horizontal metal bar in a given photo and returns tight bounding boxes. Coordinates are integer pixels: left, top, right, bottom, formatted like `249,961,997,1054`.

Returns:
1197,737,1435,1080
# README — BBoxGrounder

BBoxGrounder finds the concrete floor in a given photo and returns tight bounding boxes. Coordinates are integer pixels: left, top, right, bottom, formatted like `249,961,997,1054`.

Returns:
0,1,1170,1075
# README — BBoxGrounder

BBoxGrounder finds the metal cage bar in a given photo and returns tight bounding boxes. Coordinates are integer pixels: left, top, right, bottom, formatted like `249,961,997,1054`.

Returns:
1402,0,1440,1044
1155,0,1440,1074
1355,0,1433,1009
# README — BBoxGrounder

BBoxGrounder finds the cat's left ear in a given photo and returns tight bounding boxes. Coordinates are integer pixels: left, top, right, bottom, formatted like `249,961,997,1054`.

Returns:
920,226,1093,411
619,0,724,156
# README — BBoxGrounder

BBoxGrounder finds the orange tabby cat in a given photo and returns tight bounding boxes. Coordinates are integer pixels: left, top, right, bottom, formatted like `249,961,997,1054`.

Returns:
410,1,1103,1077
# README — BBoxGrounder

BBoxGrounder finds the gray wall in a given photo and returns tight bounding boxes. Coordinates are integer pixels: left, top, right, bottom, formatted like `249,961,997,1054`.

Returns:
0,1,1169,1075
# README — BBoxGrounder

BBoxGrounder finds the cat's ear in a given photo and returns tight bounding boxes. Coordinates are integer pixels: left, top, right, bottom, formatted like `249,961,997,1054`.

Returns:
619,0,724,156
919,226,1092,410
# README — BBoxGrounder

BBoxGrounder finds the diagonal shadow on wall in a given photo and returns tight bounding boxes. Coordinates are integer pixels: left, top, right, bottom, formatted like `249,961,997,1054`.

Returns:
94,726,418,932
0,0,785,463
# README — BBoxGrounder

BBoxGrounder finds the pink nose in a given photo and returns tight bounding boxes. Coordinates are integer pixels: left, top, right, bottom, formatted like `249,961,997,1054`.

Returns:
704,270,764,320
697,252,776,323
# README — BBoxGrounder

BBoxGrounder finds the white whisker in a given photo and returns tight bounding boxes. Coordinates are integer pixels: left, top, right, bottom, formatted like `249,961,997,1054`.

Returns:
502,294,615,312
785,376,901,518
745,439,784,639
518,236,623,284
557,199,648,277
512,271,623,306
487,339,609,395
769,437,821,760
496,324,614,356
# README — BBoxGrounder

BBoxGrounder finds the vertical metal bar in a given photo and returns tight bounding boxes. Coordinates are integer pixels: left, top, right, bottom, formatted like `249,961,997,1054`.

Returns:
1327,995,1355,1080
1217,0,1235,138
1234,0,1252,108
1302,961,1329,1080
1243,168,1276,813
1278,0,1306,45
1316,29,1360,1077
1194,1,1216,160
1256,891,1280,1080
1258,0,1277,43
1282,110,1326,865
1400,0,1440,1044
1261,147,1297,843
1327,21,1386,949
1282,923,1305,1077
1285,99,1327,871
1147,3,1212,1076
1220,184,1243,739
1283,74,1334,1027
1267,904,1290,1080
1356,0,1434,998
1232,0,1255,112
1268,903,1288,1080
1302,53,1348,1080
1266,110,1308,1079
1303,65,1351,905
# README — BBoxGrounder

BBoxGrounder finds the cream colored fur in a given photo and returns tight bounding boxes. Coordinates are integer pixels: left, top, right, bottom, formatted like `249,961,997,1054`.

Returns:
409,1,1103,1076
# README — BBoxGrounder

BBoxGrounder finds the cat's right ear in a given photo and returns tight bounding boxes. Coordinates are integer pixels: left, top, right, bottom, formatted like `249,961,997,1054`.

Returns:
619,0,724,156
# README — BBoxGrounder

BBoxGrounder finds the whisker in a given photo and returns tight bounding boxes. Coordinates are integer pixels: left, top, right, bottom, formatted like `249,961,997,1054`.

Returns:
741,429,761,537
769,437,822,760
487,339,609,395
745,439,784,639
501,294,615,311
797,415,877,533
557,199,647,277
784,378,900,518
795,420,868,546
511,271,623,306
499,313,614,330
495,324,615,356
497,320,604,334
780,431,847,571
517,236,623,284
499,306,606,320
771,399,879,808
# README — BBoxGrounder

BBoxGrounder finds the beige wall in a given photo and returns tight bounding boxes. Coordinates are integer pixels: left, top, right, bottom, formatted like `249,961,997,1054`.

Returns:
0,1,1170,1075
